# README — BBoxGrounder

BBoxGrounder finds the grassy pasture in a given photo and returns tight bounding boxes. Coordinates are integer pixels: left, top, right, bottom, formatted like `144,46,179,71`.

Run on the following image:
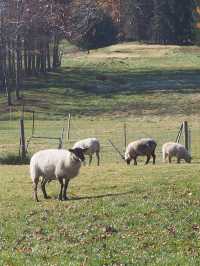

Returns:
1,163,200,265
1,43,200,265
1,43,200,118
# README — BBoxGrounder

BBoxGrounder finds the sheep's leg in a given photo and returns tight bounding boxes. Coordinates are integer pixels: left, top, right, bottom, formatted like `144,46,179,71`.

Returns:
96,152,100,166
177,158,181,164
152,152,156,164
163,153,167,163
33,177,39,202
133,157,137,165
41,178,50,199
89,154,92,166
63,179,70,200
145,154,151,165
58,177,64,201
168,156,172,163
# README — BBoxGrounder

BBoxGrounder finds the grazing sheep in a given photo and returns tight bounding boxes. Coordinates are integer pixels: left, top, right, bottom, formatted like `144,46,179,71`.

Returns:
73,138,100,166
124,138,157,165
30,148,87,202
162,142,191,163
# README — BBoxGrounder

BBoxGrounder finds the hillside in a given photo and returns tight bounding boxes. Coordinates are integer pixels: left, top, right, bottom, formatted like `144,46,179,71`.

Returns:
1,43,200,119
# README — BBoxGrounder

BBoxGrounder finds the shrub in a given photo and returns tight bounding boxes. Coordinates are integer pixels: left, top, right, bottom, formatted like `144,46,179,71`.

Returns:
75,10,118,51
0,153,30,165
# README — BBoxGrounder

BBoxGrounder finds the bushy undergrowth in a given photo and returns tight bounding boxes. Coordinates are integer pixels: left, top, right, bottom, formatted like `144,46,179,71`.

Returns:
0,153,30,165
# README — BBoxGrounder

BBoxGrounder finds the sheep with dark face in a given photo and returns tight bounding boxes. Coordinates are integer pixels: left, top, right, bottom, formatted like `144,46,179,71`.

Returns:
30,148,86,202
162,142,191,163
73,138,100,166
124,138,157,165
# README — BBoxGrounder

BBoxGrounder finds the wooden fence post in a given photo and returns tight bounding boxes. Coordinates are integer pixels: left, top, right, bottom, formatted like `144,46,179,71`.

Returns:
19,117,26,159
124,122,127,151
59,127,65,149
188,128,191,154
183,121,189,151
67,113,71,141
32,111,35,136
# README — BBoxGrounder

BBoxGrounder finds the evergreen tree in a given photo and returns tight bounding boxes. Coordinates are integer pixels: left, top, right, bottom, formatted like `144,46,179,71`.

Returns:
151,0,196,44
173,0,195,44
151,0,174,44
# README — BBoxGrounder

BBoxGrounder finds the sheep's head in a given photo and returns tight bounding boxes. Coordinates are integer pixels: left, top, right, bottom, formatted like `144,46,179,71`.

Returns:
69,148,87,162
124,151,131,165
186,154,192,163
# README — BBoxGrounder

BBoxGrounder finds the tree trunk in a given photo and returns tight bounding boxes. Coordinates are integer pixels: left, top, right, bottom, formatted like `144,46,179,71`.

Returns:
4,72,12,106
40,40,46,73
46,42,51,71
27,39,32,74
16,35,22,100
52,36,59,69
24,39,28,74
31,39,36,75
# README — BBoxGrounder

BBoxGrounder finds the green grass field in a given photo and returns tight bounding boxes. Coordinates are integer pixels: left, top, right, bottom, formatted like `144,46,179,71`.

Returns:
1,43,200,265
1,43,200,118
1,163,200,265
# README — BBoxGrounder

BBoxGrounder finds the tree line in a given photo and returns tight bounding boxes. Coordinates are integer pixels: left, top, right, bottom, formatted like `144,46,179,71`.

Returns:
0,0,65,105
0,0,198,107
75,0,197,46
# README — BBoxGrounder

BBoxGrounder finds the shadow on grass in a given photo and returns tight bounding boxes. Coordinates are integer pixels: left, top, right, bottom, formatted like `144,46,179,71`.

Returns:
24,67,200,96
69,190,135,201
18,66,200,117
48,190,136,202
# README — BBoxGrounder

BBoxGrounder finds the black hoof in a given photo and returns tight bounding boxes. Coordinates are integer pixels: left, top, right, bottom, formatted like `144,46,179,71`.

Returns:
44,196,51,199
63,197,69,201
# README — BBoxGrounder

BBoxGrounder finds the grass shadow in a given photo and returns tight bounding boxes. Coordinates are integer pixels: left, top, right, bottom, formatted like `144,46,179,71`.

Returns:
24,67,200,96
2,58,200,117
56,190,135,201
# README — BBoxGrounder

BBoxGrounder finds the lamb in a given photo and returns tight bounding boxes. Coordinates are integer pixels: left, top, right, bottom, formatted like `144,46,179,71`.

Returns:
162,142,191,163
30,148,87,202
124,138,157,165
73,138,100,166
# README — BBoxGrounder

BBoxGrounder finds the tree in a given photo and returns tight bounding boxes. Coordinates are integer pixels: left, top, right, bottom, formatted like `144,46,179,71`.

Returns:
75,9,117,50
64,1,118,51
173,0,195,44
0,0,66,106
151,0,196,44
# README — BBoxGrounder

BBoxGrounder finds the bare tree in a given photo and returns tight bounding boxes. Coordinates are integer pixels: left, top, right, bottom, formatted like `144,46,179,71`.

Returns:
0,0,66,106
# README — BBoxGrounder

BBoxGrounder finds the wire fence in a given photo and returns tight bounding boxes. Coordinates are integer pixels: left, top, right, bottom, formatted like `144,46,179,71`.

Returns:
1,111,200,164
64,118,196,164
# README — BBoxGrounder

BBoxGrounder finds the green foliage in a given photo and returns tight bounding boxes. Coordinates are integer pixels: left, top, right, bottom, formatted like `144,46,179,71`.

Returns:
151,0,196,44
123,0,154,41
0,153,30,165
75,10,118,51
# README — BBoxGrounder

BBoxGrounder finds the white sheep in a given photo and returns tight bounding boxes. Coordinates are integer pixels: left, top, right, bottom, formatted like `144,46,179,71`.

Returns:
30,148,87,202
73,138,100,166
124,138,157,165
162,142,191,163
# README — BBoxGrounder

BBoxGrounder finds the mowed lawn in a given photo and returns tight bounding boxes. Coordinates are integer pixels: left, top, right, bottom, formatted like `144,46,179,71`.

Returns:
1,43,200,265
